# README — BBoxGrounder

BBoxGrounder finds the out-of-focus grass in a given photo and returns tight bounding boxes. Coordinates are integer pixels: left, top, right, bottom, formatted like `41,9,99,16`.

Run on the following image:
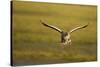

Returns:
12,1,97,66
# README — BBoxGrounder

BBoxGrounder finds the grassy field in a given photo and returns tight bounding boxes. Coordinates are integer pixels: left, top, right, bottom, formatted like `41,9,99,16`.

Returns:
12,1,97,66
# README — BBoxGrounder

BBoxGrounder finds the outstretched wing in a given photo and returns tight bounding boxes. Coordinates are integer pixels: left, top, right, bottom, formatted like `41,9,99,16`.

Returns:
69,23,89,33
40,20,62,33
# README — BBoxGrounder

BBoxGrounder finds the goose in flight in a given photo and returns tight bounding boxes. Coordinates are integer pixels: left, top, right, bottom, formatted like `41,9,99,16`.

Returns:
41,20,89,46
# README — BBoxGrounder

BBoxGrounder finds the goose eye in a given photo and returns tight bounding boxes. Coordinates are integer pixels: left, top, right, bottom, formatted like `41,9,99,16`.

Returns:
68,39,70,41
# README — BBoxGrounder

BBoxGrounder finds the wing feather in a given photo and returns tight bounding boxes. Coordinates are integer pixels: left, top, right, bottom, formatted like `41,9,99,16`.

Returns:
69,23,89,33
40,20,62,33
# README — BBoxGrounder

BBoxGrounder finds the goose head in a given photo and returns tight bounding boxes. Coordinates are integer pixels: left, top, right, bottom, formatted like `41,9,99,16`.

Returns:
61,32,71,46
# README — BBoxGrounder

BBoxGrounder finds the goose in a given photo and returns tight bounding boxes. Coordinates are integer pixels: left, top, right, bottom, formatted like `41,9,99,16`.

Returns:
40,20,89,46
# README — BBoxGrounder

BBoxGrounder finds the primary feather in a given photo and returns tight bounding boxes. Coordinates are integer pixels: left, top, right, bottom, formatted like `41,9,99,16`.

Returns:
40,20,62,33
69,23,89,33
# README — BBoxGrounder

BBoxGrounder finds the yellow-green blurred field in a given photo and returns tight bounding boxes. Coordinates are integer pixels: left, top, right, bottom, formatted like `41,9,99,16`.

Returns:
12,1,97,66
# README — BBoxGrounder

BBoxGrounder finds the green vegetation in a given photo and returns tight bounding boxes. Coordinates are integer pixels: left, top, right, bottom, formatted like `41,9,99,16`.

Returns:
12,1,97,66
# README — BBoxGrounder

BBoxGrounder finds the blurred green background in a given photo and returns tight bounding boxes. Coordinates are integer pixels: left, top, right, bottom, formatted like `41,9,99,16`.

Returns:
12,1,97,66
